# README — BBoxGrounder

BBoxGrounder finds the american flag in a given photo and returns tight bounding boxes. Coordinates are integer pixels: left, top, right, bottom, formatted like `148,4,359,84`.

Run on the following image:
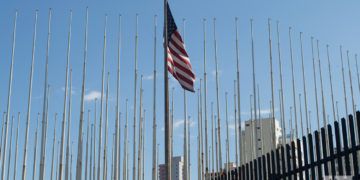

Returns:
166,3,195,92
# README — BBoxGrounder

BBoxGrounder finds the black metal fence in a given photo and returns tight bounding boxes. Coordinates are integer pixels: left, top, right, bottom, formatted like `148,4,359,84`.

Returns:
213,111,360,179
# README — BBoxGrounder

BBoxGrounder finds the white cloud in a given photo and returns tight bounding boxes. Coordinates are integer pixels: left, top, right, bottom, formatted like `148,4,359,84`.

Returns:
173,119,196,129
211,69,222,77
241,108,278,116
84,91,101,102
143,74,154,80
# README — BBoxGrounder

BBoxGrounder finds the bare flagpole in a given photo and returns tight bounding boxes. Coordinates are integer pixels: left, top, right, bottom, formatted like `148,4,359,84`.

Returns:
59,11,73,180
346,51,356,119
299,94,304,137
183,19,188,180
12,113,19,180
202,18,209,176
355,55,360,95
288,27,298,139
114,14,121,180
211,102,215,174
310,37,320,130
6,116,14,180
32,113,40,180
123,99,129,180
250,19,258,158
1,10,17,180
137,76,144,180
299,32,309,136
76,8,90,180
97,15,108,180
51,114,58,179
326,45,336,124
85,110,91,180
267,19,276,149
276,22,286,145
213,18,223,170
225,92,230,178
233,80,238,167
38,10,51,180
133,14,139,180
65,69,73,180
234,17,242,166
89,124,94,180
22,10,38,180
151,15,158,180
103,73,110,180
316,40,327,127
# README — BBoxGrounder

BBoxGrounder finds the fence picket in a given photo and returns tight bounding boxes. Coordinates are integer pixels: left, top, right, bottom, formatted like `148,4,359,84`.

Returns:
302,136,309,179
321,128,329,176
349,115,359,176
341,117,351,175
327,124,336,177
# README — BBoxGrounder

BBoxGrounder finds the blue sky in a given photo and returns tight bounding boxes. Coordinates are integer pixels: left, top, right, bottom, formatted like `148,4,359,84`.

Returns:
1,0,360,179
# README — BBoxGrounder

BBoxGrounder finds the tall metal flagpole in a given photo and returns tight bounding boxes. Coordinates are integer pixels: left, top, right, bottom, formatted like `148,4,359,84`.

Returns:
59,11,72,180
183,19,188,180
197,90,202,180
299,32,309,136
355,55,360,95
310,37,320,130
115,14,121,180
213,18,223,170
137,76,144,180
1,10,17,180
76,8,90,180
211,102,215,174
202,18,209,176
51,114,58,180
326,45,336,124
346,51,356,119
65,69,73,180
13,114,19,180
316,40,327,127
123,99,129,180
233,80,238,167
89,124,94,180
103,73,110,180
6,116,14,180
133,14,139,180
0,112,5,161
299,94,304,137
97,15,108,180
151,15,157,180
336,101,340,122
199,79,204,179
234,17,242,166
267,19,276,149
32,113,40,180
288,27,298,139
225,92,230,177
164,1,172,179
250,19,258,158
276,22,286,145
22,10,38,180
85,110,91,180
38,9,52,180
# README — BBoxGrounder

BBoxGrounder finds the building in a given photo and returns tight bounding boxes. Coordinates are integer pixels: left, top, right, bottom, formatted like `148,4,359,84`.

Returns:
240,117,282,163
159,156,184,180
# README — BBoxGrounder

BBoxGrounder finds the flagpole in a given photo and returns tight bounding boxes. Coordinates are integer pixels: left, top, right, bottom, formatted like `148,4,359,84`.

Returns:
233,80,238,167
355,55,360,95
123,99,129,180
2,11,17,180
183,18,188,180
250,94,254,160
310,37,320,130
65,68,73,180
346,51,356,119
276,22,286,146
188,116,191,180
96,14,108,180
51,113,58,179
0,112,5,161
225,92,229,178
288,27,298,139
13,113,20,180
137,76,144,180
103,72,110,180
199,79,204,179
299,32,309,136
6,116,14,180
197,89,202,180
316,40,327,127
32,113,40,180
234,18,242,166
257,84,264,155
326,45,336,124
89,124,94,180
202,18,209,177
211,102,215,174
171,88,174,163
85,110,91,180
267,19,276,149
299,94,304,137
151,15,157,180
21,10,37,180
58,11,72,180
115,15,121,180
213,18,223,170
336,101,340,122
39,10,51,180
250,19,258,159
133,14,139,180
214,114,218,174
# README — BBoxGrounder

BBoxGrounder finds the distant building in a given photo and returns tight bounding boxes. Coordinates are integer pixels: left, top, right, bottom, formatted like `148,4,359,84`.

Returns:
241,117,282,163
159,156,184,180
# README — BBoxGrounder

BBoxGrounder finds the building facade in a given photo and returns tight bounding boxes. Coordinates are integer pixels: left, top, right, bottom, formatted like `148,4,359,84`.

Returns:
159,156,184,180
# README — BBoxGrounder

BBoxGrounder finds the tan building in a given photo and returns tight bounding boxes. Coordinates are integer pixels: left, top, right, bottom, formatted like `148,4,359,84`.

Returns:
159,156,184,180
